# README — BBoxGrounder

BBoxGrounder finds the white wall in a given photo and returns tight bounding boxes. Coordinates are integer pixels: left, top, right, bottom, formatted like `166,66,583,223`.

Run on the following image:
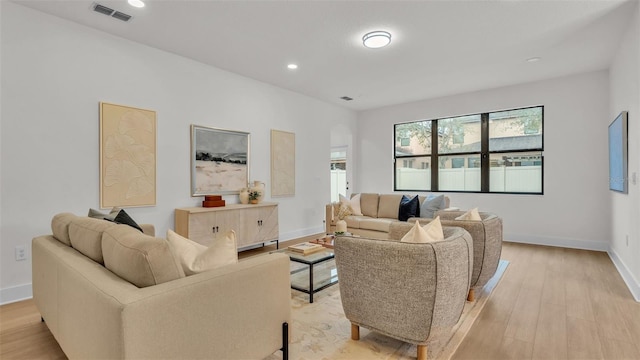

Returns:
358,71,611,251
0,2,357,303
609,2,640,301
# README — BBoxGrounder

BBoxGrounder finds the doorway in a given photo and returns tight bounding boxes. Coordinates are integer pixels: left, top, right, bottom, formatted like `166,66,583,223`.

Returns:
330,146,348,202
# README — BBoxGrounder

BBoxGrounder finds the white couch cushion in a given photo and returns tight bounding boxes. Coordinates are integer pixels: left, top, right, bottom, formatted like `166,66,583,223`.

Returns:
102,225,185,287
51,212,77,246
377,194,403,219
69,217,117,264
359,218,396,233
340,193,363,216
455,208,482,221
359,193,380,218
166,229,238,276
345,216,366,229
401,217,444,243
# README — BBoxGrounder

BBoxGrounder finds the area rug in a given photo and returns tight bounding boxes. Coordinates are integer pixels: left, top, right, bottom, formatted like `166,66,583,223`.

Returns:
267,259,509,360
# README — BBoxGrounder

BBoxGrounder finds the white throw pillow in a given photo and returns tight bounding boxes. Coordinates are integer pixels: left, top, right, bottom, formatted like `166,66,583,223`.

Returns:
166,229,238,275
455,208,482,221
400,217,444,243
340,193,363,216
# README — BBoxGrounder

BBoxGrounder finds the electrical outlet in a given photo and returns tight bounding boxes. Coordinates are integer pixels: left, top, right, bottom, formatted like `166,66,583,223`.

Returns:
15,245,27,261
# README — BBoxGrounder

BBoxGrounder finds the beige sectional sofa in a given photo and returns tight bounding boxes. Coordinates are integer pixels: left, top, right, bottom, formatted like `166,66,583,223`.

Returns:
325,193,451,239
33,213,291,360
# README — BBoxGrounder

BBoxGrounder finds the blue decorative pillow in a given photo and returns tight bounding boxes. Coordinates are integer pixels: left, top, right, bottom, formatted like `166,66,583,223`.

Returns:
420,194,445,219
398,195,420,221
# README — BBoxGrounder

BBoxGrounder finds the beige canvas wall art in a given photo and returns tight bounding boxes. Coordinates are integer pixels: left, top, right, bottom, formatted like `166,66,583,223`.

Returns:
271,129,295,196
100,102,156,208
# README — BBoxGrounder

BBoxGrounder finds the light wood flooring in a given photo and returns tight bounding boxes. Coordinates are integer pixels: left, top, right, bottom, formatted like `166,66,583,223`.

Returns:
453,242,640,360
1,240,639,360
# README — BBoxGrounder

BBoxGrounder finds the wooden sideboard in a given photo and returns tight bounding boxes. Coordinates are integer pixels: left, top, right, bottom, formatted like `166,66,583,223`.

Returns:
174,202,279,249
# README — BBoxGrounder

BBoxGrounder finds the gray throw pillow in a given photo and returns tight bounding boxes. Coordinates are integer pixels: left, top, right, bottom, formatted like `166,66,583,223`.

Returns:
420,195,445,219
88,207,121,221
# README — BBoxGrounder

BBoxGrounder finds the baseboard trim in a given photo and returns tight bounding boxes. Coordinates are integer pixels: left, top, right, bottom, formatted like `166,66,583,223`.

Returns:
505,233,609,252
607,248,640,302
0,283,32,306
279,226,325,242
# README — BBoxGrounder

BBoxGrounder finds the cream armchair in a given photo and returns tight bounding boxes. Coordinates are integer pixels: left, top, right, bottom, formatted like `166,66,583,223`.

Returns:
333,226,473,360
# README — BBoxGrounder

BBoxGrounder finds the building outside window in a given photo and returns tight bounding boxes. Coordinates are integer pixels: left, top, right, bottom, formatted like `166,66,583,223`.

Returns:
394,106,543,194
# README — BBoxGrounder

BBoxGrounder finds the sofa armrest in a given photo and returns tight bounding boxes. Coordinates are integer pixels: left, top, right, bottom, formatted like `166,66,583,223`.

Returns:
326,204,335,234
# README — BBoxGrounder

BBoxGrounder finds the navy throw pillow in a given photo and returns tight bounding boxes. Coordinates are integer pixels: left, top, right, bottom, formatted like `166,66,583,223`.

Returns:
109,209,143,232
398,195,420,222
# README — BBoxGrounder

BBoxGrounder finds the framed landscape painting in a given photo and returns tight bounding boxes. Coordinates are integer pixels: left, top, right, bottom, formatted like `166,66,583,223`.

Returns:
100,102,156,208
191,125,250,196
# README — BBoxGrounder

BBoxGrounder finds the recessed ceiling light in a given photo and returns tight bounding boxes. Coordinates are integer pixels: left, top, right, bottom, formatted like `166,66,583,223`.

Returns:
287,64,298,70
363,31,391,49
526,57,541,63
128,0,145,8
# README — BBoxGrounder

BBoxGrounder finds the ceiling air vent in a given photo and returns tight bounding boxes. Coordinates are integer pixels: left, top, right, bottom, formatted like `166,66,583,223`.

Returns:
340,96,353,101
112,11,132,22
93,3,114,16
92,3,133,22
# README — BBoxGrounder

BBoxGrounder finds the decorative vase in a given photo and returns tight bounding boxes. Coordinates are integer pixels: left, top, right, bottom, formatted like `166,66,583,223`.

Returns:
250,199,258,204
250,180,265,203
239,188,249,204
335,219,347,234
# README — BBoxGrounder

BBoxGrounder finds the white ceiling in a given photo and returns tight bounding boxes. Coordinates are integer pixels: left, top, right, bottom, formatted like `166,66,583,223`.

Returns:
12,0,637,111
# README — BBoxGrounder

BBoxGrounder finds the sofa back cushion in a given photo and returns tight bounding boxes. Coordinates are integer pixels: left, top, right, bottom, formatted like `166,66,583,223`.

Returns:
51,212,77,246
377,194,403,219
102,225,185,287
359,193,380,218
69,217,117,264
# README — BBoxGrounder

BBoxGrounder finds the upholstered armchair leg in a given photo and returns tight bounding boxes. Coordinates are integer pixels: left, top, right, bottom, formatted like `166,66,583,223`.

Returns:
467,288,475,302
280,322,289,360
417,344,428,360
351,323,360,340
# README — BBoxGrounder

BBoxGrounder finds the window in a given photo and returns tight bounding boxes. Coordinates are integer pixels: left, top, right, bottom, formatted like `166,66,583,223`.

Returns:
451,158,465,168
394,106,543,194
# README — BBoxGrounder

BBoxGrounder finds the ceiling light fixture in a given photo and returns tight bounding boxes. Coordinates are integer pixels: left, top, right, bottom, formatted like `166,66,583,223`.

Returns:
128,0,145,8
287,64,298,70
526,57,541,63
363,31,391,49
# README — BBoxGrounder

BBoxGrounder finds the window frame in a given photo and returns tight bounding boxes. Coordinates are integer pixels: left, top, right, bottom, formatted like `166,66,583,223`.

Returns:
393,105,544,195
